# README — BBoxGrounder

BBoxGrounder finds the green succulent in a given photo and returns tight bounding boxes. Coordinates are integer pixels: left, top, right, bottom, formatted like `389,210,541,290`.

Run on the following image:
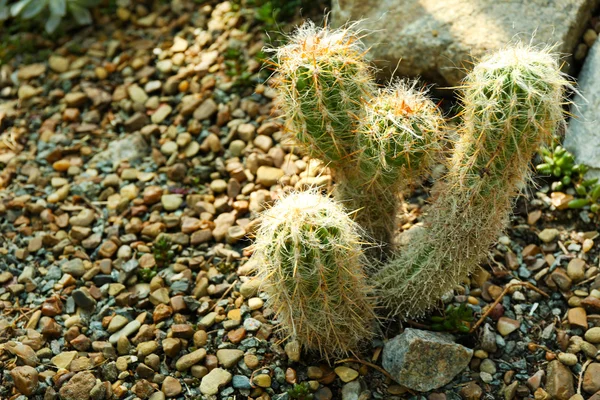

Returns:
153,235,175,267
567,178,600,212
536,145,600,212
536,145,587,191
137,267,157,283
287,382,314,400
0,0,99,34
429,304,474,333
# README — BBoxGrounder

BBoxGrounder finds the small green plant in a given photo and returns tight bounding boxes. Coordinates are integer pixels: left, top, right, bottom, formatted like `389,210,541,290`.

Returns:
223,46,255,91
429,304,474,333
287,382,314,400
251,191,376,359
537,145,587,191
567,178,600,212
137,267,157,283
235,0,303,29
153,235,175,267
536,145,600,212
0,0,99,34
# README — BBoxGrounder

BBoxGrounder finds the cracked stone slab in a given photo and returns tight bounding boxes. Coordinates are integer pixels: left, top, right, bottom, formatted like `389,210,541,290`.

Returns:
332,0,598,85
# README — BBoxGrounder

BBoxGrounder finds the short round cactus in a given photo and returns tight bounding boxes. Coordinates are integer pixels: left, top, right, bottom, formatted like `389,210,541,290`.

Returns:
337,81,444,248
356,80,444,187
271,21,375,169
251,191,376,358
376,45,568,317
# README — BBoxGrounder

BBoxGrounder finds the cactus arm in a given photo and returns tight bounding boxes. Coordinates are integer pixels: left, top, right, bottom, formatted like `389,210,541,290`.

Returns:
376,46,569,318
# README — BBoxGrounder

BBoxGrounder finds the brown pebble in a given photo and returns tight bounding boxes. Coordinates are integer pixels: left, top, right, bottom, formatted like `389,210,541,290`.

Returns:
53,159,71,172
285,368,297,384
205,354,218,371
567,307,587,330
244,354,259,369
227,327,247,344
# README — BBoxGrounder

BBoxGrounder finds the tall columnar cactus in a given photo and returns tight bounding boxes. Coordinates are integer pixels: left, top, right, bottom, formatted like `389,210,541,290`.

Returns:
338,81,444,247
375,46,568,317
272,23,444,249
251,191,376,359
272,21,376,167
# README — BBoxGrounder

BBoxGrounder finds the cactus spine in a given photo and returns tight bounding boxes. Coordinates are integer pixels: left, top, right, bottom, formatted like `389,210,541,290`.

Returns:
251,191,376,358
375,46,568,317
272,23,443,249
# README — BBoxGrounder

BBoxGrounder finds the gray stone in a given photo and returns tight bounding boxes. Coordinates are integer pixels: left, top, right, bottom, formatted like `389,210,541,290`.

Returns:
89,132,150,167
72,288,97,310
216,349,244,368
382,328,473,391
332,0,597,85
109,320,141,344
341,380,361,400
62,258,86,277
480,323,498,353
232,375,251,389
565,40,600,178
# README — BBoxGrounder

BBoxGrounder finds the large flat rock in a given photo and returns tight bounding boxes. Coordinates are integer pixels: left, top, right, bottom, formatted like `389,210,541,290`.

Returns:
332,0,597,85
564,40,600,178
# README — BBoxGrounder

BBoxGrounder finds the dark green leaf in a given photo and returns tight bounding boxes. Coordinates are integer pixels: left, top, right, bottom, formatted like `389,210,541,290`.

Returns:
69,3,92,25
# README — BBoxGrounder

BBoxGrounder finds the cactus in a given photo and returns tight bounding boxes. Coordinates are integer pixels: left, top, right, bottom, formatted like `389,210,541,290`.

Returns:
251,191,376,359
375,45,568,317
272,23,443,249
337,81,445,248
271,21,375,168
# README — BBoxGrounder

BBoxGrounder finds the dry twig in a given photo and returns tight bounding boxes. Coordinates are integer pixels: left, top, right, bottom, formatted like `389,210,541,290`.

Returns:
470,282,548,333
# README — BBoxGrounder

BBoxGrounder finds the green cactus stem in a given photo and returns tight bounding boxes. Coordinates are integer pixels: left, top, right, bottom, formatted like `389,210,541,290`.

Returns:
271,21,376,168
337,81,444,249
251,191,376,359
376,45,569,318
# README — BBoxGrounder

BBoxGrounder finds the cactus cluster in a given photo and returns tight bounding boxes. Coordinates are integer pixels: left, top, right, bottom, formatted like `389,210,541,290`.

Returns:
376,46,568,317
252,22,568,358
251,191,375,359
272,22,444,249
